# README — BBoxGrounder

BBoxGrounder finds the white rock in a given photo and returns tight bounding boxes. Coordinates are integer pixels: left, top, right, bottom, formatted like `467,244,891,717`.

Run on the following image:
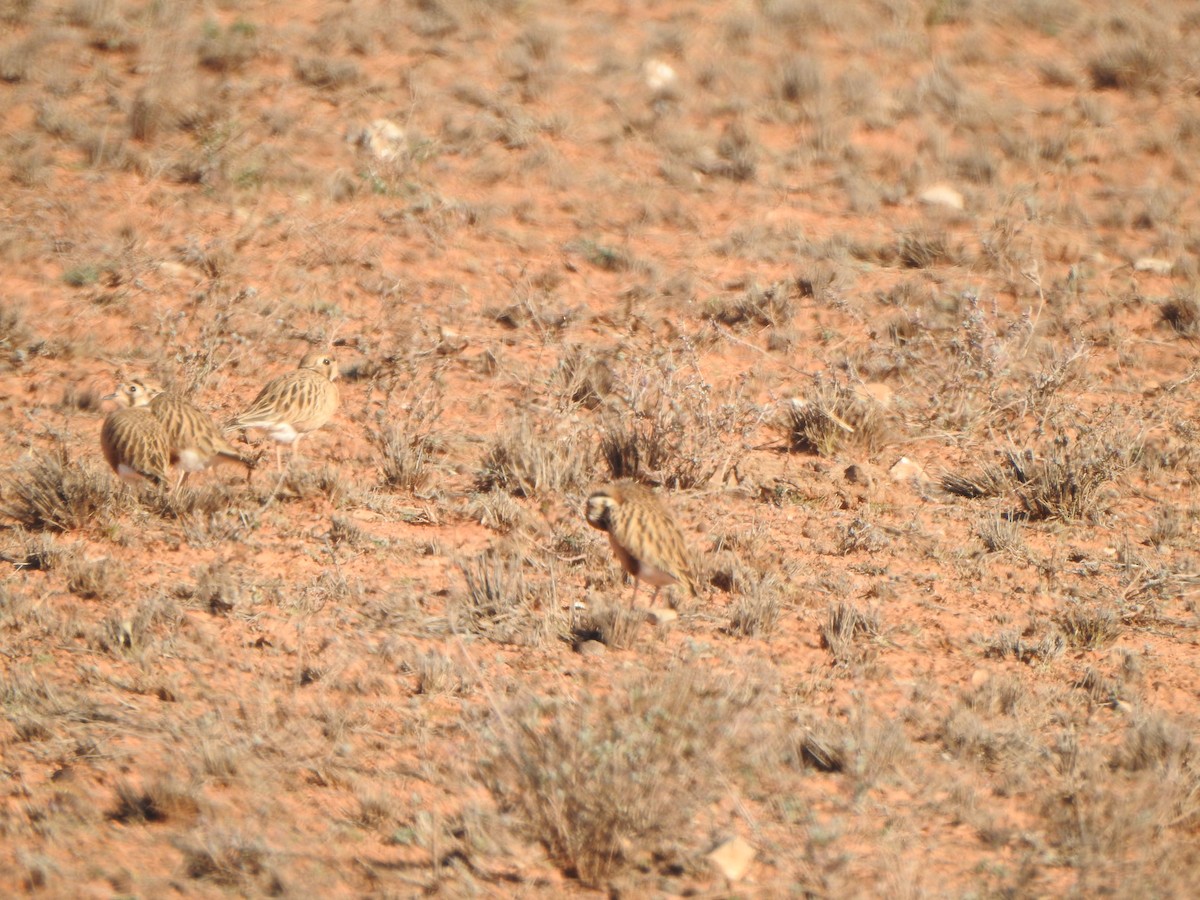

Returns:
1134,257,1174,275
889,457,928,484
643,59,678,94
707,836,755,882
354,119,410,162
646,607,679,626
158,261,190,279
918,184,965,210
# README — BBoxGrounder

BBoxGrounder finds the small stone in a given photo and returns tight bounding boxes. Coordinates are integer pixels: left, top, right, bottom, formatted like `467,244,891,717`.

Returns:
889,457,928,484
970,668,991,688
643,58,678,94
577,639,607,657
1134,257,1174,275
354,119,411,162
646,607,678,626
707,836,756,882
158,261,190,279
918,184,964,210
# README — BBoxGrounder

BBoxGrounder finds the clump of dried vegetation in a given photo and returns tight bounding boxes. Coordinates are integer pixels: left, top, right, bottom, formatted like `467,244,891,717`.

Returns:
941,429,1134,522
451,545,567,647
597,352,758,488
0,449,114,532
477,671,770,886
781,377,894,457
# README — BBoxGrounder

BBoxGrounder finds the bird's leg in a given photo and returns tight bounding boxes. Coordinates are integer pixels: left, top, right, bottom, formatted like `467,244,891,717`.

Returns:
630,576,640,608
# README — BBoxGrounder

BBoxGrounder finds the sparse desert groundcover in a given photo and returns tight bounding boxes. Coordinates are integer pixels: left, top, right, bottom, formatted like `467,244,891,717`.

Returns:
4,0,1200,895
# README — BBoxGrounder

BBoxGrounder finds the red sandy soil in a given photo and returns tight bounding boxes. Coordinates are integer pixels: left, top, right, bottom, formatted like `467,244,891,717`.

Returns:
3,0,1200,896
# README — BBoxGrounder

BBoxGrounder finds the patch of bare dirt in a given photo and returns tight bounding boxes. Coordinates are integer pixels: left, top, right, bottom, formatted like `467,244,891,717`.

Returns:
3,0,1200,895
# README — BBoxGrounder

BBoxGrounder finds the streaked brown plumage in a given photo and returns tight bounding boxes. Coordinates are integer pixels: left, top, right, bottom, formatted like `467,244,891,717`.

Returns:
227,352,339,469
584,479,698,605
109,379,256,487
99,405,170,488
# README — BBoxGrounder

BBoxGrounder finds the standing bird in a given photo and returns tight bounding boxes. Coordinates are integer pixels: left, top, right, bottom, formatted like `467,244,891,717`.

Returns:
226,351,339,470
584,479,699,606
100,386,171,489
109,379,257,488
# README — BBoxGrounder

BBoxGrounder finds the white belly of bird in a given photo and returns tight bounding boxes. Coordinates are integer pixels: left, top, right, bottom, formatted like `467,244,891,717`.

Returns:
177,449,208,472
266,423,300,444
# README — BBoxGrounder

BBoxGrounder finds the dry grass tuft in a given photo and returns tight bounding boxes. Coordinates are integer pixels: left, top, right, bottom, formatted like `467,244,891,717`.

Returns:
599,355,754,488
370,415,442,493
1160,291,1200,337
703,280,795,329
477,418,592,497
942,432,1131,522
109,778,201,825
820,601,883,666
64,556,126,602
0,449,114,532
550,346,616,410
177,828,281,893
1087,37,1168,93
1054,600,1122,650
573,598,644,650
452,547,566,647
477,671,766,886
781,378,892,457
726,571,786,637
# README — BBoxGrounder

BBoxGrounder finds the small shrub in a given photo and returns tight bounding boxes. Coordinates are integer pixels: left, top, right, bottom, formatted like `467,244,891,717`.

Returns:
1054,601,1122,650
198,19,259,72
65,557,126,602
478,671,765,886
781,378,891,457
1160,293,1200,337
820,601,882,666
1111,716,1194,773
599,354,754,489
477,418,591,497
0,450,113,532
452,547,565,647
573,598,644,650
703,281,795,329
